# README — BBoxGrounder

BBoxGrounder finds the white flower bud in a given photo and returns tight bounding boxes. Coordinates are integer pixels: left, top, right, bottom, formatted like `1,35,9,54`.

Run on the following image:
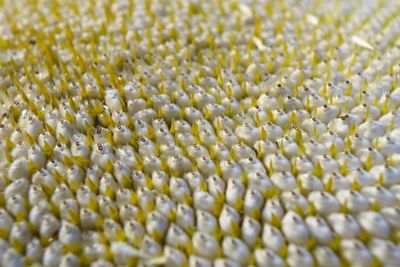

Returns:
2,248,23,267
4,178,29,200
175,204,194,231
287,244,314,267
43,241,63,267
8,158,29,181
358,211,391,238
305,216,332,245
361,186,396,208
59,253,80,267
369,239,400,266
241,216,261,247
282,211,310,245
164,246,188,267
340,239,372,267
222,237,250,265
271,172,297,191
25,238,43,263
336,190,370,213
262,224,285,253
328,213,361,238
214,258,241,267
192,232,218,259
313,247,340,267
189,256,212,267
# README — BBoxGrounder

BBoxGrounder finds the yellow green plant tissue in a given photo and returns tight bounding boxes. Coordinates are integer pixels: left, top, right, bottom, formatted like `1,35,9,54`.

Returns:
0,0,400,266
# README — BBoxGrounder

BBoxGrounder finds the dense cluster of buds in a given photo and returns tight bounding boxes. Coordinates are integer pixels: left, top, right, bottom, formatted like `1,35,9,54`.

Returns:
1,0,400,266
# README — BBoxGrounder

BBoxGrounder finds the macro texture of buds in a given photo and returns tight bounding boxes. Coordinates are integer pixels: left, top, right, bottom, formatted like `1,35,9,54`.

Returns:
1,0,400,266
